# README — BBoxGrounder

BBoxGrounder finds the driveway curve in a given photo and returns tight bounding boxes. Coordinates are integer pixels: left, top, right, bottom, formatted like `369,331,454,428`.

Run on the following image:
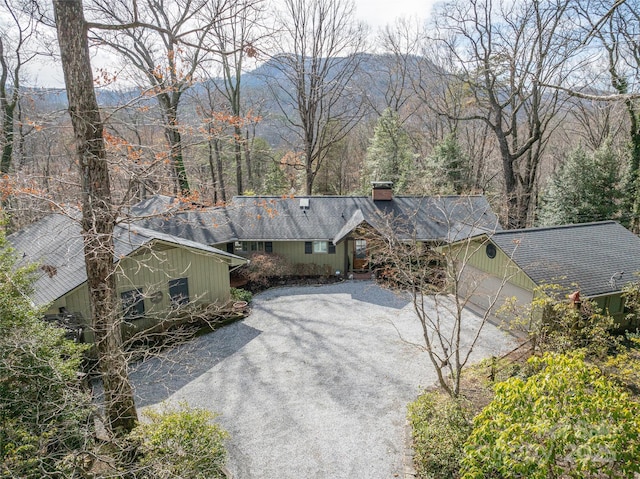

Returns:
130,281,516,479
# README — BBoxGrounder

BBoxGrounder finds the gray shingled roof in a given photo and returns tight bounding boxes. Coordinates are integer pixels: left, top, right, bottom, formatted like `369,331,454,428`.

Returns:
8,214,246,307
490,221,640,297
130,194,501,245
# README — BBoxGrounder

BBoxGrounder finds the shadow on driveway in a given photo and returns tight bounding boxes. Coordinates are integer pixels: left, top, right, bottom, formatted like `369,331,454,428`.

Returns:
255,279,411,310
130,281,515,479
130,322,262,407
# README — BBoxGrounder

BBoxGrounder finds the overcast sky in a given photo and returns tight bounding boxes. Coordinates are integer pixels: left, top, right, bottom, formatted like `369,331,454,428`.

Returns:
26,0,440,88
354,0,438,30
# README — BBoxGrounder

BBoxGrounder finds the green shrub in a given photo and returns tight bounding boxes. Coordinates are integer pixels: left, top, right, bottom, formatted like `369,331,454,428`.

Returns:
461,353,640,479
131,403,229,479
500,284,617,358
230,287,252,303
408,391,472,478
0,231,93,478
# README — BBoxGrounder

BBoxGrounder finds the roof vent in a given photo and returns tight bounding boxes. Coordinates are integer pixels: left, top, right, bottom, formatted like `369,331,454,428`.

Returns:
372,181,393,201
299,198,310,209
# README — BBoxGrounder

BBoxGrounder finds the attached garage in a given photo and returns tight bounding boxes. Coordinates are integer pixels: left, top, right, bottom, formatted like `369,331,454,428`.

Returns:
454,238,536,318
453,221,640,330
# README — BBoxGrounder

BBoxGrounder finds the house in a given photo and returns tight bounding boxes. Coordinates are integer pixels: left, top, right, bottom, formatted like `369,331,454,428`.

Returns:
455,221,640,330
129,182,501,276
8,213,247,342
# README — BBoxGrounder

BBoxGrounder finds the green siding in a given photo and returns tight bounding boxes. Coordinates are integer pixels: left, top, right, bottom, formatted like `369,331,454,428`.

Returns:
45,244,233,341
594,293,630,328
218,240,347,275
454,239,632,329
457,239,537,292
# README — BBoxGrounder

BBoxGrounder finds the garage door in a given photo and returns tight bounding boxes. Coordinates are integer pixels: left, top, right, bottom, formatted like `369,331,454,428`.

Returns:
458,265,533,319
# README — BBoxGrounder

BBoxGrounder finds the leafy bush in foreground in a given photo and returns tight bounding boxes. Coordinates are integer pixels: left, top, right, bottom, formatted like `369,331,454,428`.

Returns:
461,353,640,479
408,391,472,478
0,230,93,478
131,403,229,479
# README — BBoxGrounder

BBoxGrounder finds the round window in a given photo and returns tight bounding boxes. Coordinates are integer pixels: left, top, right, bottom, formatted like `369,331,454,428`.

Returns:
486,243,497,259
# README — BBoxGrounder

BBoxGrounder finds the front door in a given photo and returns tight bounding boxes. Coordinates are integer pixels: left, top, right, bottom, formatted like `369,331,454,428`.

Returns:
353,239,368,271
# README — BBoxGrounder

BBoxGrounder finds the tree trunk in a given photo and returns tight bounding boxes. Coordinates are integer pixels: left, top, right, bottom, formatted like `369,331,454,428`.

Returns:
0,37,17,174
244,129,253,191
164,107,190,196
207,138,218,204
305,141,314,195
0,104,15,173
214,138,226,203
626,104,640,233
53,0,137,436
234,125,243,195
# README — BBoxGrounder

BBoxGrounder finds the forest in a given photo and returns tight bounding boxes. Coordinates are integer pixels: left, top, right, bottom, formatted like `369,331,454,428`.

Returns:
0,0,639,232
2,1,640,477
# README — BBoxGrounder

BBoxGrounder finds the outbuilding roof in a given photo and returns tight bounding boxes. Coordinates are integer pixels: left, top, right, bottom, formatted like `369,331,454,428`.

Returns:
489,221,640,297
8,213,246,307
129,194,501,245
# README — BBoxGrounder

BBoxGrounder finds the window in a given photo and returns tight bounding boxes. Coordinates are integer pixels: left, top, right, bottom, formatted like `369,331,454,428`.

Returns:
486,243,497,259
265,241,273,253
169,278,190,306
313,241,328,254
328,243,336,255
234,241,265,253
305,241,313,254
121,289,145,319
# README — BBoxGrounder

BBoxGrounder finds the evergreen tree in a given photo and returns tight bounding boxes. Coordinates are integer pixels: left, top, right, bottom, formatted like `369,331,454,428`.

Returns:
263,160,289,195
0,230,93,477
423,134,473,194
537,142,622,226
364,109,415,193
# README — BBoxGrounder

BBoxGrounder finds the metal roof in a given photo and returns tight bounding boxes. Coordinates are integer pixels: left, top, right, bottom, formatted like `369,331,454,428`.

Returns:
490,221,640,297
130,194,502,245
8,213,246,307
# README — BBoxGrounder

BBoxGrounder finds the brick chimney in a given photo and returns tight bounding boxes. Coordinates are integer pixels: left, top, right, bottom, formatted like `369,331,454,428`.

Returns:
372,181,393,201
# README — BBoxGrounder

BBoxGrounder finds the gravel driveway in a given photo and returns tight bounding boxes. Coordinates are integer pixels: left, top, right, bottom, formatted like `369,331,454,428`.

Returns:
130,281,516,479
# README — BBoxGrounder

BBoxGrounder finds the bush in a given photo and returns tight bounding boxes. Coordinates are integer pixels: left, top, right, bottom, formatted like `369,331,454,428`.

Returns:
408,391,472,478
238,252,294,286
461,353,640,479
0,231,94,478
131,403,229,479
500,284,616,358
230,287,252,303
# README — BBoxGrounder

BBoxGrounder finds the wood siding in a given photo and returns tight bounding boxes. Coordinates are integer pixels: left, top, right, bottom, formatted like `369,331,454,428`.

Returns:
460,239,537,291
447,238,536,318
45,244,232,340
218,240,347,275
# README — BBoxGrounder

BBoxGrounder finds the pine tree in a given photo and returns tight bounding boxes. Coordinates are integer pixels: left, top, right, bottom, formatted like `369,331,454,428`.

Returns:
364,109,414,193
537,141,622,226
423,134,473,194
0,230,92,477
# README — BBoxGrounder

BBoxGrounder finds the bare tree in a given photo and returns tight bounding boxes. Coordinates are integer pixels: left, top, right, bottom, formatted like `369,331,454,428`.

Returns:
571,0,640,231
268,0,367,195
370,17,423,120
423,0,577,228
369,199,510,397
0,0,39,174
89,0,235,196
208,0,265,195
193,81,228,203
53,0,138,435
